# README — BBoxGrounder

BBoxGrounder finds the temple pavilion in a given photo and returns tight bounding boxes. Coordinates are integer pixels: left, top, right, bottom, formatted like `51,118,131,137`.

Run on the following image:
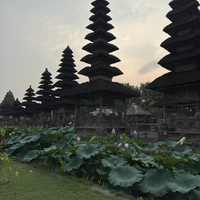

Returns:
62,0,140,135
147,0,200,143
35,68,55,119
51,46,84,125
22,86,38,118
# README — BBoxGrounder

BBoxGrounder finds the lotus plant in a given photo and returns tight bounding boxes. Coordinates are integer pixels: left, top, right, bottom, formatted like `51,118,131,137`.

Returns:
118,143,122,147
124,143,129,148
77,137,80,141
111,128,115,134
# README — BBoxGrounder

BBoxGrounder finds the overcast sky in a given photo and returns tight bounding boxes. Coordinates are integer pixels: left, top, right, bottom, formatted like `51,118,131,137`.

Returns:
0,0,174,102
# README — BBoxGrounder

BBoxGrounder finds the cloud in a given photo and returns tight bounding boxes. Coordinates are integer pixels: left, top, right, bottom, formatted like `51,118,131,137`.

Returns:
138,61,159,74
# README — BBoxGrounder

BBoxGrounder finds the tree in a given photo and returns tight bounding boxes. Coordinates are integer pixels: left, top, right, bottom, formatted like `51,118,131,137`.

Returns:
114,82,163,122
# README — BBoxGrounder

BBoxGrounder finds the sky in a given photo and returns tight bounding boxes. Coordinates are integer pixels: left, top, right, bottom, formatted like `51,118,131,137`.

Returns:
0,0,173,102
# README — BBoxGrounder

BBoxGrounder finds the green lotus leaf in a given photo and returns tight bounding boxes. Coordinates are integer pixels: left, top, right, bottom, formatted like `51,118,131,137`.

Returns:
37,154,49,163
96,143,107,151
171,145,192,157
96,166,111,176
76,143,100,159
154,155,188,169
143,142,159,151
61,126,74,133
109,165,143,187
6,135,21,145
189,189,200,200
139,169,173,197
19,133,41,144
56,150,72,158
63,157,83,172
30,133,41,142
186,160,200,175
7,143,24,156
42,145,59,154
166,169,200,194
189,155,200,162
133,153,155,164
165,192,188,200
22,150,39,162
15,147,29,160
159,140,177,148
101,155,127,168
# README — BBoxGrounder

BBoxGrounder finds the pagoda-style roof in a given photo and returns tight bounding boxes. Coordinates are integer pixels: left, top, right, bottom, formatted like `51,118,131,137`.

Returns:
10,98,24,116
85,29,116,43
0,90,15,107
147,67,200,91
161,30,200,53
81,50,121,65
62,79,140,99
35,68,54,107
163,15,200,36
167,1,200,22
158,47,200,71
0,103,12,110
52,46,80,109
125,105,152,116
63,0,140,103
79,62,123,77
78,0,123,81
82,39,118,53
169,0,198,9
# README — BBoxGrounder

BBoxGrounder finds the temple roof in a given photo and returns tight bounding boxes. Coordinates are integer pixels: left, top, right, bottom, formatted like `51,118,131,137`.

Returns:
161,30,200,53
167,1,200,22
62,79,140,99
126,105,152,116
158,47,200,71
147,67,200,91
164,15,200,36
169,0,199,9
82,39,118,53
81,49,121,65
78,62,123,77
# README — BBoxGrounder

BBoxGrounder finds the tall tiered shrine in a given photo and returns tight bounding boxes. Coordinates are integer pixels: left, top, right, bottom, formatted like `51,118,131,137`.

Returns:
52,46,80,125
147,0,200,143
22,86,37,118
63,0,140,135
36,68,54,118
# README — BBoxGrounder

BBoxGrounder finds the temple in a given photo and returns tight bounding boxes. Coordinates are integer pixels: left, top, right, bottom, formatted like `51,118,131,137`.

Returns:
51,46,81,125
62,0,140,135
35,68,55,119
22,86,37,118
147,0,200,143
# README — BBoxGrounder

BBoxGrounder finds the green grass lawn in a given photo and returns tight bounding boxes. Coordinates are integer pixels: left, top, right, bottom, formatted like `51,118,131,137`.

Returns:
0,161,124,200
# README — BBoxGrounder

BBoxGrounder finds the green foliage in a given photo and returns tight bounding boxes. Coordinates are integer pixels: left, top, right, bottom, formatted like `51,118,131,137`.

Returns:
139,169,173,197
114,82,163,122
2,125,200,200
0,150,15,186
166,169,200,194
109,165,143,187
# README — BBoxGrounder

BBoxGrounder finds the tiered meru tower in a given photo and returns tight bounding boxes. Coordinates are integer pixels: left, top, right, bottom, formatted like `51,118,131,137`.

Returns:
63,0,140,135
36,68,54,117
147,0,200,137
52,46,80,124
22,86,37,117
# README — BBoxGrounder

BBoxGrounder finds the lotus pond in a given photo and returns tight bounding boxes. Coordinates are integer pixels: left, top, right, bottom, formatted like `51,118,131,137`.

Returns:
0,125,200,200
